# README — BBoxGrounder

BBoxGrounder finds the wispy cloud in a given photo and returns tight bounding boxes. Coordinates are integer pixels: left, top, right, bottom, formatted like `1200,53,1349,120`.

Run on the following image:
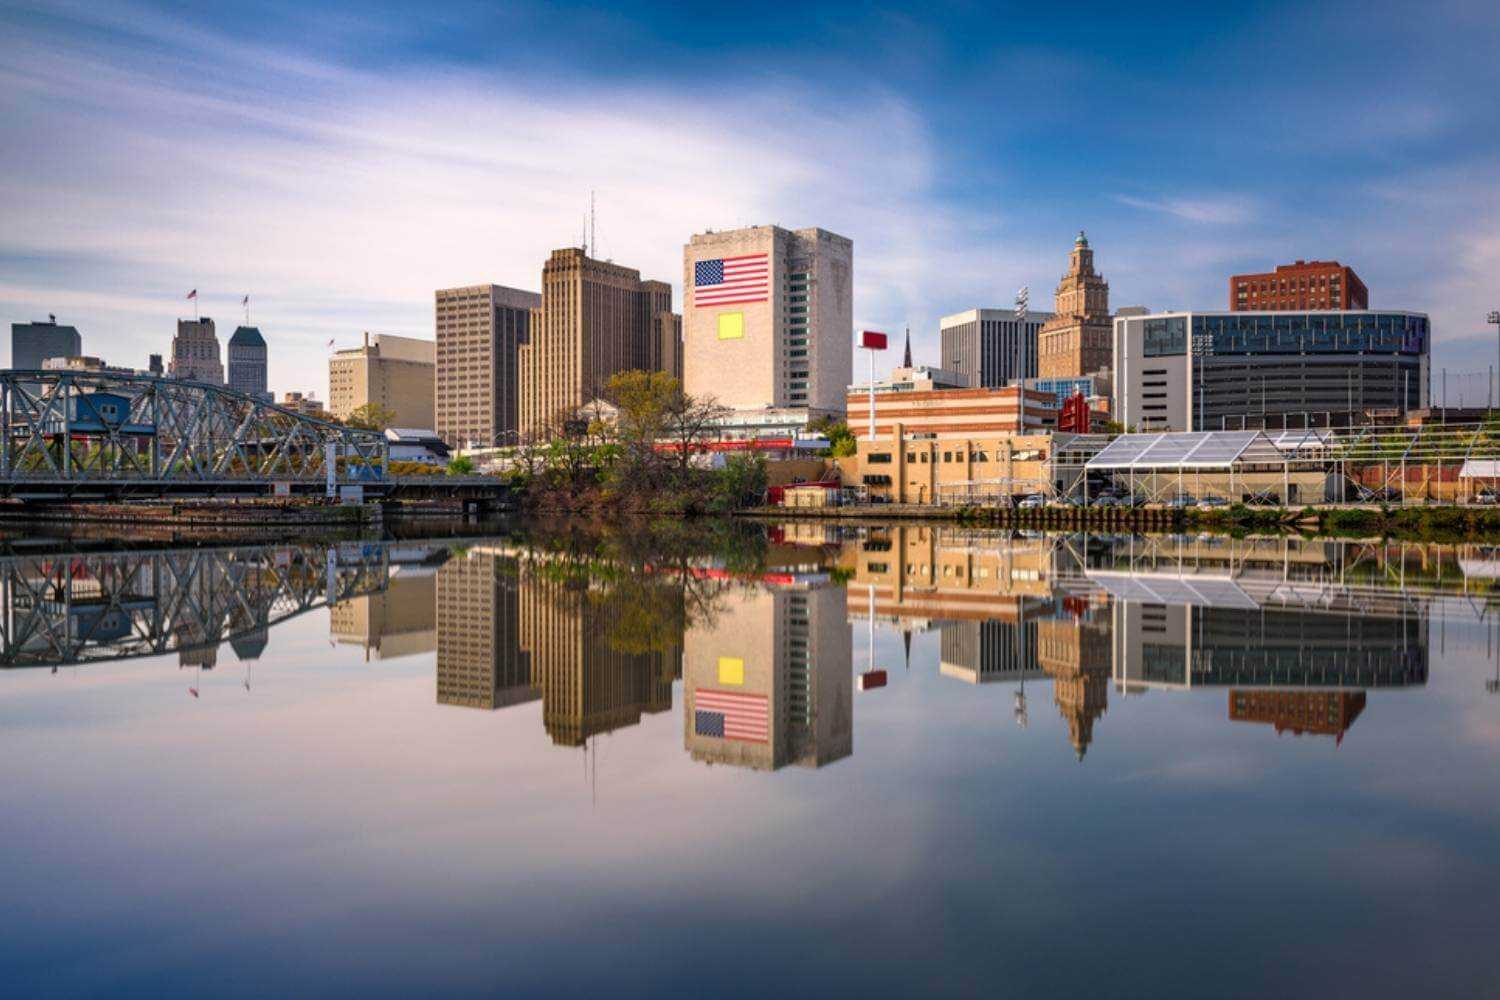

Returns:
0,4,1004,391
1114,194,1256,225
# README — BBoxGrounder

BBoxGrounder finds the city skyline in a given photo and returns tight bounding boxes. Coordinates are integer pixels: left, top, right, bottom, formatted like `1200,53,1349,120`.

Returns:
2,2,1498,400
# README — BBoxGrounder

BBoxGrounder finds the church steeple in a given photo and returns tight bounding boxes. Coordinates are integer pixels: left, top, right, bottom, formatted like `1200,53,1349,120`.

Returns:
903,326,912,368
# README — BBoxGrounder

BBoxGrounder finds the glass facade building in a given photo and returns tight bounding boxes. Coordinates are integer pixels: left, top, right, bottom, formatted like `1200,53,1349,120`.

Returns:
1115,310,1430,431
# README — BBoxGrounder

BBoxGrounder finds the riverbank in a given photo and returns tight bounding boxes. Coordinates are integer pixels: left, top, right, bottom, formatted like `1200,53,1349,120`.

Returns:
0,497,491,529
740,501,1500,541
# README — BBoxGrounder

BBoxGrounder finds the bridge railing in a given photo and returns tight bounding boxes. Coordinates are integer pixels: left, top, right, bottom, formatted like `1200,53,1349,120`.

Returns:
0,371,387,484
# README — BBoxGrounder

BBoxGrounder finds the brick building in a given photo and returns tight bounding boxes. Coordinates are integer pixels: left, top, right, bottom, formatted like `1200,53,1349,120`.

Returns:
1230,260,1368,311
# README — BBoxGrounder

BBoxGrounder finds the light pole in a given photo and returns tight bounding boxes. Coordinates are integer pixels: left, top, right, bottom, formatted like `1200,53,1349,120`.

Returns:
1490,311,1500,414
859,330,889,441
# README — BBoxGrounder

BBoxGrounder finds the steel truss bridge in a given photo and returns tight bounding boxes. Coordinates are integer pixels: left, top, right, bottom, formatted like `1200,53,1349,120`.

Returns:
0,370,387,499
0,541,426,669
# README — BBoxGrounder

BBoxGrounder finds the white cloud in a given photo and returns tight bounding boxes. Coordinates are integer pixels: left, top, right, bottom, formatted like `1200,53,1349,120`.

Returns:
1114,194,1256,225
0,7,1006,395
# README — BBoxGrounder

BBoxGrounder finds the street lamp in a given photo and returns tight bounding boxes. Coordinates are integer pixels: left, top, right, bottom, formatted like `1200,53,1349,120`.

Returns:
1490,311,1500,413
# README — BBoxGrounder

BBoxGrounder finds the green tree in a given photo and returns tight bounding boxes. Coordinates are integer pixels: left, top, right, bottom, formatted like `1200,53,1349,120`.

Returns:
346,402,397,431
446,454,475,476
808,415,857,456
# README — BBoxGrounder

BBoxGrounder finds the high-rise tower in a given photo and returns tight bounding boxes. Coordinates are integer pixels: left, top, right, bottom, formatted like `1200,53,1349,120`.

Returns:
1037,232,1111,379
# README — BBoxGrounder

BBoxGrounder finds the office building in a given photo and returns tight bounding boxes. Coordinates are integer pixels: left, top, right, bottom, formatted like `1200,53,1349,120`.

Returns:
517,249,675,439
329,332,436,428
683,580,851,770
279,391,325,418
1037,232,1112,378
855,431,1107,505
435,284,541,448
940,307,1054,388
652,311,684,382
1231,260,1368,311
227,326,268,399
436,549,536,710
11,317,81,370
683,225,853,418
1113,310,1430,431
148,354,164,377
845,378,1060,440
168,318,224,384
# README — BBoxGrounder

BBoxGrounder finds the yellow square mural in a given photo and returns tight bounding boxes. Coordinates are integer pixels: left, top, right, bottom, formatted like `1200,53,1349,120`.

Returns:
717,657,744,685
717,312,744,340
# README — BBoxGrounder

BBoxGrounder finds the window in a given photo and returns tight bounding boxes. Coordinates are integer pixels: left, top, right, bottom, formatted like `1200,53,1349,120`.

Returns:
866,452,892,464
907,452,916,463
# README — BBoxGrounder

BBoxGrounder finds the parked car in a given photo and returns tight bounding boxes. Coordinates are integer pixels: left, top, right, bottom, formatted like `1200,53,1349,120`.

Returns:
1197,496,1229,508
1475,488,1500,505
1018,494,1046,509
1093,495,1121,508
1166,496,1198,509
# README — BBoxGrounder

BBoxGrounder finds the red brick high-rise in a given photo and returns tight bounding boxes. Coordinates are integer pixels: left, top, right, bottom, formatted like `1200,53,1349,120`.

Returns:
1230,260,1368,311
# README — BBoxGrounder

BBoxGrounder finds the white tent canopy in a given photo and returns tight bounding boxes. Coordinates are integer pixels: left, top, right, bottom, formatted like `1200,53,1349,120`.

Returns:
1086,431,1287,471
1458,460,1500,479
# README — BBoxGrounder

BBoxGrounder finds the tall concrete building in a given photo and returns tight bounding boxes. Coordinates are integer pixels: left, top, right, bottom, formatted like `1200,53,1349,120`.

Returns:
435,549,536,710
11,317,81,370
651,311,684,383
939,307,1055,388
168,317,224,384
226,326,268,399
682,581,851,771
682,225,853,418
435,284,541,448
329,332,436,428
517,248,675,439
1037,232,1112,379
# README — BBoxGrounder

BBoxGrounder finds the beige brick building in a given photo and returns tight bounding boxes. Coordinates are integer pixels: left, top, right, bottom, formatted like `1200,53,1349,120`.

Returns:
682,225,852,418
1037,231,1112,378
328,332,436,428
517,248,677,439
435,284,541,448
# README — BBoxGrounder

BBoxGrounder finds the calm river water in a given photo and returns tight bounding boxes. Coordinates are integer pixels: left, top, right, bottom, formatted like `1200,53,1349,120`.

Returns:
2,520,1497,998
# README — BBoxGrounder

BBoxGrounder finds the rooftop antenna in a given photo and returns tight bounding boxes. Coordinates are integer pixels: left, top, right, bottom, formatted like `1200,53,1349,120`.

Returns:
590,189,596,261
581,213,588,254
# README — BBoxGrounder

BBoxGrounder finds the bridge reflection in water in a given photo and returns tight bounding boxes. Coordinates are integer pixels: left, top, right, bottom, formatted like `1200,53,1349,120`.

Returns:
3,529,1497,764
0,543,406,670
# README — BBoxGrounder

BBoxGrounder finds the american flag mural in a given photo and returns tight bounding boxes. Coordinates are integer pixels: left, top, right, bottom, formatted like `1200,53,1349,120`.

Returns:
693,253,769,307
694,688,769,743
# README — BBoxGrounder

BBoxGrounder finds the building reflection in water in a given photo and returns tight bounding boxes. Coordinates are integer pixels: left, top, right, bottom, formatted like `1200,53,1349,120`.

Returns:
847,526,1447,757
331,546,444,663
4,528,1482,764
433,545,681,747
682,570,851,771
1228,690,1367,745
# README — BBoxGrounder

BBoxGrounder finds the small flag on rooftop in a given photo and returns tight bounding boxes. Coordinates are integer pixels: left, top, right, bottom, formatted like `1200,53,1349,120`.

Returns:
186,289,197,300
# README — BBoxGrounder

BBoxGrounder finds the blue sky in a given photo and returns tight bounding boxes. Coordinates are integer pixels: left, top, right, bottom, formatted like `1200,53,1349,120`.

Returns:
2,0,1498,400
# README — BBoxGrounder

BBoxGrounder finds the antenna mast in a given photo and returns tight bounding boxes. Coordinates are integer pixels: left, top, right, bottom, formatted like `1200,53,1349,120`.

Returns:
590,189,596,260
